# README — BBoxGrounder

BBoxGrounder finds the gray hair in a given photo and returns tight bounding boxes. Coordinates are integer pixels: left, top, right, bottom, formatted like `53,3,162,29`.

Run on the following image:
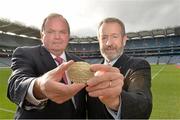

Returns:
98,17,126,36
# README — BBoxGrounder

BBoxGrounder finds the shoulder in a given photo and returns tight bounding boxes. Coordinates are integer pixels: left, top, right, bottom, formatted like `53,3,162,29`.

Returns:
12,45,42,61
65,52,84,62
127,56,151,70
13,45,41,54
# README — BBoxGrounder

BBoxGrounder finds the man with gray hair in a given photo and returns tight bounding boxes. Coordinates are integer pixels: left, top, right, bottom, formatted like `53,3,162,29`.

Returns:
87,17,152,119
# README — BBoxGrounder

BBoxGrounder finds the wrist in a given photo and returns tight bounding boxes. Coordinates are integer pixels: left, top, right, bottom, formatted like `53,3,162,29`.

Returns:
109,96,120,111
33,78,47,99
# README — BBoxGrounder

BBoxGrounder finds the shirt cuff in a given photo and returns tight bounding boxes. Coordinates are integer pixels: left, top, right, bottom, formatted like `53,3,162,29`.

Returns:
106,99,122,119
26,79,48,106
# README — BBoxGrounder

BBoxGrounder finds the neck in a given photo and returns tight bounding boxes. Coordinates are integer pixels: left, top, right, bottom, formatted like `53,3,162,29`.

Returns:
42,45,64,57
50,50,64,57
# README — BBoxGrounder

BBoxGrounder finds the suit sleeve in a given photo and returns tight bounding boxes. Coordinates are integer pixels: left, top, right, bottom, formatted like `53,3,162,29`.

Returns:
121,59,152,119
7,47,37,108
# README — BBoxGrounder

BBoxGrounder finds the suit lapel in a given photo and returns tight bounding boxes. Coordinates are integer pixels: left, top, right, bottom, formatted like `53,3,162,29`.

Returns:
113,54,125,68
65,52,71,61
112,54,130,76
39,46,57,71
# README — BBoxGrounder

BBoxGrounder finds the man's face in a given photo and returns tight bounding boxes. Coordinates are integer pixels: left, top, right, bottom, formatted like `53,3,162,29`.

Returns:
41,17,69,55
98,22,127,62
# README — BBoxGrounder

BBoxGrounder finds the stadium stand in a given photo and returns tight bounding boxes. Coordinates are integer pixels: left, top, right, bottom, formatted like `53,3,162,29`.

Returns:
0,57,11,67
68,27,180,64
0,18,180,66
169,55,180,64
0,19,41,67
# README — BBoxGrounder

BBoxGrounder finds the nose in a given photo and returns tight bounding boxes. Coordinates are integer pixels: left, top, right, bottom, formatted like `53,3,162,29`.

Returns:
105,37,113,46
54,32,61,39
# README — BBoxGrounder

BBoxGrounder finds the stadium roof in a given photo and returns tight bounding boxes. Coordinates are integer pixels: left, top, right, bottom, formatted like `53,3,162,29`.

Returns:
127,27,175,39
0,18,40,38
0,18,179,40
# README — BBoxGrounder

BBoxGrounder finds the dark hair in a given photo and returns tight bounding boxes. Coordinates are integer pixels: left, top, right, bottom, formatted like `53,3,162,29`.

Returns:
98,17,126,36
41,13,70,34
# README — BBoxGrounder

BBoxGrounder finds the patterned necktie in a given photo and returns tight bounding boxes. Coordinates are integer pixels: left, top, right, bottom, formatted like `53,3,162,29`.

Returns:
54,57,68,84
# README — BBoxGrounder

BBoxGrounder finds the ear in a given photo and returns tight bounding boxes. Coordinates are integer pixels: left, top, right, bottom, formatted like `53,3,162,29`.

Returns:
123,35,128,46
40,31,44,38
40,31,44,43
123,41,126,46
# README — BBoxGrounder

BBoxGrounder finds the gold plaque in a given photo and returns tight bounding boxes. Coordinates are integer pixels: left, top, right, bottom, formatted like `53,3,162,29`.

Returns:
67,62,94,83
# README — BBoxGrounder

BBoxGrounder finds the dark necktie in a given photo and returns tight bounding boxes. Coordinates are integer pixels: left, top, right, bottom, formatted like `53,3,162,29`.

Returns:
54,57,68,84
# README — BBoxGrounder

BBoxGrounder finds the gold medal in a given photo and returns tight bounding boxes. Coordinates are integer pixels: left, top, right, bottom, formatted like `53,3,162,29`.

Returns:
67,62,94,83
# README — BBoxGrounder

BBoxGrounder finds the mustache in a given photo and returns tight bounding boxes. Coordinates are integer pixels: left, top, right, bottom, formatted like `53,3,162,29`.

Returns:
104,46,115,50
52,41,63,44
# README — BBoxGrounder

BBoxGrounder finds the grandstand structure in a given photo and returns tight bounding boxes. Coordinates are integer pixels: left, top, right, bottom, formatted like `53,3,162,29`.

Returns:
0,18,41,66
68,27,180,64
0,18,180,66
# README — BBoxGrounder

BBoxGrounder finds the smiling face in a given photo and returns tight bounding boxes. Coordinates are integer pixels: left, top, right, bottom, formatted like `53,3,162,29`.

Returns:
41,15,70,56
98,21,127,62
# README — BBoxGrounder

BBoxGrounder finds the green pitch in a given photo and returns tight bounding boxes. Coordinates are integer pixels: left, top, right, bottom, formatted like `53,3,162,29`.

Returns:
0,65,180,119
150,64,180,119
0,68,16,118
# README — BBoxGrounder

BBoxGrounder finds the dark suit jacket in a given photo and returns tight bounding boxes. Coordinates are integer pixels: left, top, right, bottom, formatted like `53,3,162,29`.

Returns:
87,54,152,119
7,45,152,119
7,45,111,119
118,54,152,119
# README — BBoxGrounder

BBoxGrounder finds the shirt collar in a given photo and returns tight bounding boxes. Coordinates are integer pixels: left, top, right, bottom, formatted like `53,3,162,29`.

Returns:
50,52,67,62
104,56,120,66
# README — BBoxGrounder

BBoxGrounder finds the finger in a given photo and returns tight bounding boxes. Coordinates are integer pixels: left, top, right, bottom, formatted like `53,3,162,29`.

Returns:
47,82,85,98
56,82,85,94
53,84,85,104
88,86,121,97
90,64,120,73
56,60,74,73
87,72,123,86
45,82,85,104
86,80,110,92
68,83,86,94
53,60,74,78
47,60,74,82
86,78,123,92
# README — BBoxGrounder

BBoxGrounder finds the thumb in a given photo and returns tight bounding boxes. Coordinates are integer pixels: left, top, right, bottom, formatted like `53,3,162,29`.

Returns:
56,60,74,76
69,83,86,95
38,60,75,83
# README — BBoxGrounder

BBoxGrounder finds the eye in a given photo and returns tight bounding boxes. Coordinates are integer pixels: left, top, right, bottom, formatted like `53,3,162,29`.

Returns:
46,30,55,34
101,35,108,40
112,35,118,39
59,31,68,35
